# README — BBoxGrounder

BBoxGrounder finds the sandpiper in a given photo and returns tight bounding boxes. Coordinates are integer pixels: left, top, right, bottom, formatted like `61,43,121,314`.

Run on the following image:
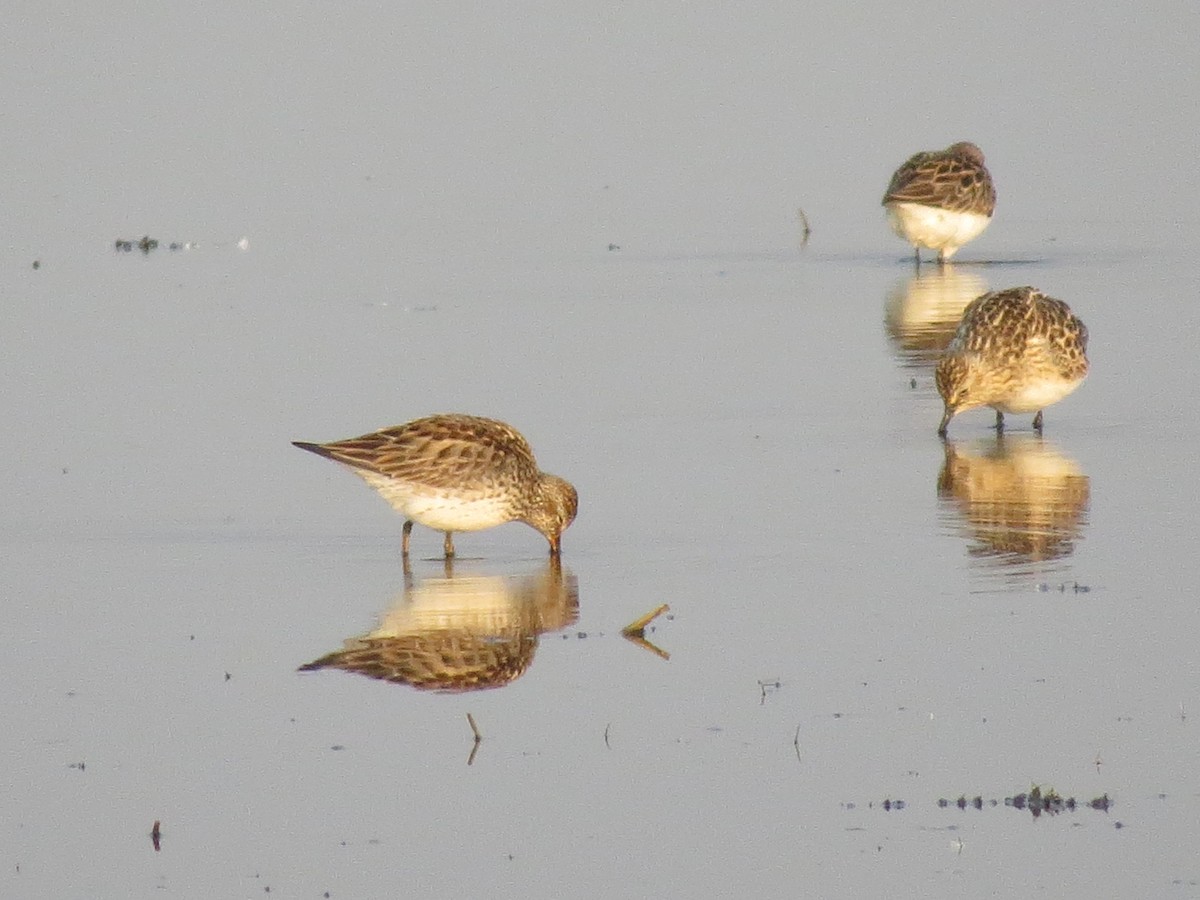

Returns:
883,141,996,264
294,414,578,557
936,286,1089,436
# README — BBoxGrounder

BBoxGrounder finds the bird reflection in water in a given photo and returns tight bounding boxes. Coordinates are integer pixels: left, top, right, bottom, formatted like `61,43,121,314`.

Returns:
299,559,578,692
885,266,988,369
937,435,1090,572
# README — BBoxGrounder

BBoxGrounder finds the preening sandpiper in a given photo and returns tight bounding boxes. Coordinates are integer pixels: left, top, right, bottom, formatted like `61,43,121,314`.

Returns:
883,141,996,264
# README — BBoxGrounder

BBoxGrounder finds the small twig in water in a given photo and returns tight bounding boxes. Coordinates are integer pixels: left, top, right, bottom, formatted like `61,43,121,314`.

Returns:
758,678,781,705
466,712,483,766
621,604,672,660
622,604,670,636
604,723,611,750
797,207,812,248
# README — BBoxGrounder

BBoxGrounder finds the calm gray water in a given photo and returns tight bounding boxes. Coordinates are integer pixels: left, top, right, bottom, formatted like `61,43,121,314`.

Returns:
3,3,1200,897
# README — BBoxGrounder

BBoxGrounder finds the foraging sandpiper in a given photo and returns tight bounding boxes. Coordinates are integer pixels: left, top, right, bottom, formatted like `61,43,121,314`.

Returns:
294,414,577,557
935,286,1089,436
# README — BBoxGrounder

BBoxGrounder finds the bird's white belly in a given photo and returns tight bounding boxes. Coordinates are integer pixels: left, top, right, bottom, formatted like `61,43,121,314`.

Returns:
993,377,1084,414
401,494,514,531
356,471,514,531
885,203,991,253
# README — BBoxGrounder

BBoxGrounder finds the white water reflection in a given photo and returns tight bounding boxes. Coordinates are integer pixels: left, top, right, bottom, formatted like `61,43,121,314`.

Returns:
884,265,987,369
936,435,1090,577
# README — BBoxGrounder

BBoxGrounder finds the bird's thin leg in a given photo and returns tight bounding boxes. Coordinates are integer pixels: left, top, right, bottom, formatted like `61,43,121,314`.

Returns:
1032,410,1044,433
443,532,456,559
913,247,921,269
993,410,1005,432
402,520,413,557
549,534,561,557
937,409,953,437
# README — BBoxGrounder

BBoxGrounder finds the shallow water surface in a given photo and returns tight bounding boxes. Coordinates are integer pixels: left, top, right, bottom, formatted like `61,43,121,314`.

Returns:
3,4,1200,898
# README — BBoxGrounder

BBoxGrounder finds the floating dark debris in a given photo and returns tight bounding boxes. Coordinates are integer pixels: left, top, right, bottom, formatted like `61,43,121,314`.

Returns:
939,795,990,809
114,236,161,254
1008,785,1079,816
933,787,1110,818
151,820,161,852
1037,581,1091,594
113,234,243,254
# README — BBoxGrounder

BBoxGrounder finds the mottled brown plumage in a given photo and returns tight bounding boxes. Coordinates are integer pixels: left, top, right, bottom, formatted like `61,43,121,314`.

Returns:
883,141,996,262
293,414,577,557
935,287,1089,436
300,630,536,692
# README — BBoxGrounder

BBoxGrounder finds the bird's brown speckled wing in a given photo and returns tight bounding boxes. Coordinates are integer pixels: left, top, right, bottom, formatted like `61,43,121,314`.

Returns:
300,414,537,490
954,287,1088,375
1037,296,1090,377
883,146,996,216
